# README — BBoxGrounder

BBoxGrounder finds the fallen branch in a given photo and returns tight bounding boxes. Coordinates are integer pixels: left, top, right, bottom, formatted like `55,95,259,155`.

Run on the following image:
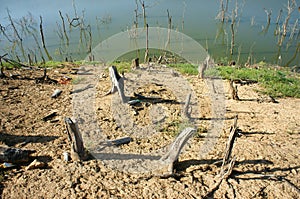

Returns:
0,144,35,163
203,157,236,198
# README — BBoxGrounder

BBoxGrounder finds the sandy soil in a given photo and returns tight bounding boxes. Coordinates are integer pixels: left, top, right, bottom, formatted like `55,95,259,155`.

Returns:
0,64,299,198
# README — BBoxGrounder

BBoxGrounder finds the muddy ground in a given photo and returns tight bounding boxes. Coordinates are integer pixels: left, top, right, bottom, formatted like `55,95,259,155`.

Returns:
0,64,299,198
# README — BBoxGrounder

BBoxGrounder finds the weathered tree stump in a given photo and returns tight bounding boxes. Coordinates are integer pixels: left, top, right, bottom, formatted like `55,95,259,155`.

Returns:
131,58,139,69
160,127,196,173
105,66,127,103
229,80,239,100
64,117,85,161
198,55,212,79
182,93,192,119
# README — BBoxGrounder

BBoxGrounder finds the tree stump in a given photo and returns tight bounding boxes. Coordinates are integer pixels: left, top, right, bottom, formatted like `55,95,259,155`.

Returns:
64,117,85,161
229,80,239,100
182,93,192,119
160,127,196,173
108,66,127,103
131,58,139,69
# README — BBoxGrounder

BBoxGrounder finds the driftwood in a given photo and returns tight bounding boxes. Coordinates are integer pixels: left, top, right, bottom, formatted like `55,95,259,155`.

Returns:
0,145,35,163
42,111,58,122
160,127,196,173
64,118,85,161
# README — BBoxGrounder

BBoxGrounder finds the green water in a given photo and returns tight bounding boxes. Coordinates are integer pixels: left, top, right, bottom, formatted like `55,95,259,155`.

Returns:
0,0,299,66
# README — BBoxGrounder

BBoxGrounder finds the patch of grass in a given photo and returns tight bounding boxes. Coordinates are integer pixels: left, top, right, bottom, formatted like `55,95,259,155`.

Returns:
1,61,16,69
168,63,198,75
206,66,300,98
111,61,132,74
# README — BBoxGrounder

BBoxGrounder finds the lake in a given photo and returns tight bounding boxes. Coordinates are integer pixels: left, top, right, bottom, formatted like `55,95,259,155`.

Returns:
0,0,299,66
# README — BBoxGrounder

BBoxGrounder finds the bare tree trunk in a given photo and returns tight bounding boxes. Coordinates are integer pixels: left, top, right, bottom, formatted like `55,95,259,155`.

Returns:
144,24,149,63
7,9,26,61
139,0,147,28
59,10,69,46
39,16,53,61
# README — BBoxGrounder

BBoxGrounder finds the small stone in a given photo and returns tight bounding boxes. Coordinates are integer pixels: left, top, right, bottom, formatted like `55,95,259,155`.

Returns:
291,169,297,175
26,159,46,170
51,89,62,98
63,151,69,162
70,148,81,162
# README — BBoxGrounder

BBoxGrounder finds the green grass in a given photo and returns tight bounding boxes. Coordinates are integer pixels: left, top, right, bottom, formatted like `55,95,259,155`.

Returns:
168,63,198,75
206,66,300,98
111,61,132,74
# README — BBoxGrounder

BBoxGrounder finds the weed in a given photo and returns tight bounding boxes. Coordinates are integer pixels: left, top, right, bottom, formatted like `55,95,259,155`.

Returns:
206,66,300,98
111,61,132,74
168,63,198,75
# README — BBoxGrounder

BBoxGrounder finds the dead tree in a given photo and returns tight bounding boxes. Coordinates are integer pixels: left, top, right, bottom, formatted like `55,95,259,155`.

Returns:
262,8,272,34
7,9,26,60
64,117,85,161
59,10,70,46
144,24,149,63
39,16,52,61
139,0,147,27
160,127,196,173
